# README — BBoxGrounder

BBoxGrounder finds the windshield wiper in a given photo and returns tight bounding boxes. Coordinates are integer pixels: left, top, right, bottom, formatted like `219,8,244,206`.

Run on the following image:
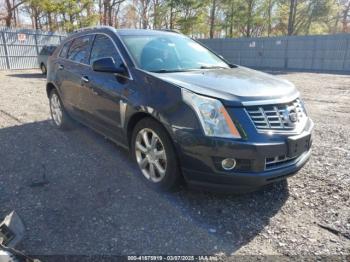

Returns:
149,69,189,73
199,65,229,69
150,66,229,73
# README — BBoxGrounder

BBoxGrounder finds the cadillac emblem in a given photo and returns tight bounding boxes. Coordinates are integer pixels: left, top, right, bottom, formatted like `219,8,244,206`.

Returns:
283,106,298,125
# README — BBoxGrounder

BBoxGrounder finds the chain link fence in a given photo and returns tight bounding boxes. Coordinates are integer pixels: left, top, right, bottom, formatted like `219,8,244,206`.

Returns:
0,27,66,70
199,34,350,73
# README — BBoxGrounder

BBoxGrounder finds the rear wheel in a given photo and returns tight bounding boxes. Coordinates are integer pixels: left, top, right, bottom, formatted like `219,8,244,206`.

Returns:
40,63,47,75
49,89,73,130
131,118,181,191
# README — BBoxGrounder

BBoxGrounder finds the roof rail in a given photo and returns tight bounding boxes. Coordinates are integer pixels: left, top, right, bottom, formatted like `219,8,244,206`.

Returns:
158,29,181,34
73,26,115,33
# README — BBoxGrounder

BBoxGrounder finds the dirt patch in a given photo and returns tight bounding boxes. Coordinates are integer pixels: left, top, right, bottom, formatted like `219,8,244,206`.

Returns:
0,70,349,257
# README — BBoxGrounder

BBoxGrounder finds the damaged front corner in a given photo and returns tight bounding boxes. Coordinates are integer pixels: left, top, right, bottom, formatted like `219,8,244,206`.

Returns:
0,211,25,248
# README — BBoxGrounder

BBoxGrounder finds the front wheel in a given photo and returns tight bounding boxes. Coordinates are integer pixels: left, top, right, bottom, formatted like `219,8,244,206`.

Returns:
131,118,181,191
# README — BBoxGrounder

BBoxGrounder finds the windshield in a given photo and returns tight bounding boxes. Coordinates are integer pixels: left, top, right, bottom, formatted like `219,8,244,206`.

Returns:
120,34,229,72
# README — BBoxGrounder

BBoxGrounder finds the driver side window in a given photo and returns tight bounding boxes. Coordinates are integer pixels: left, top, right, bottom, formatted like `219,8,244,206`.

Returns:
90,34,122,67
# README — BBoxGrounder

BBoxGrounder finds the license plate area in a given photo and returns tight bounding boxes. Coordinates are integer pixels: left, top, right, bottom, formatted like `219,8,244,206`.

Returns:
287,133,311,158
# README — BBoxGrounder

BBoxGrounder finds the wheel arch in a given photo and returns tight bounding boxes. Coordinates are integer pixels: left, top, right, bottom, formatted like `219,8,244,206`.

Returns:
126,110,184,183
126,111,173,148
46,82,57,98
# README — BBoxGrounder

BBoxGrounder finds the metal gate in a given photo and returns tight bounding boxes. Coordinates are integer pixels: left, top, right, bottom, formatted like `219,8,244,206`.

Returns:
0,27,66,70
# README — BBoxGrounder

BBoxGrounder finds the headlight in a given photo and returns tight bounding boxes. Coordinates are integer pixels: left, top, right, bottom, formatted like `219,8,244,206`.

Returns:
182,89,241,138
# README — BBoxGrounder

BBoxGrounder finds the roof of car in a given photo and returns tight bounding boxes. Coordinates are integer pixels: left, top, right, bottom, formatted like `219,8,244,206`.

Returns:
72,26,180,36
116,29,180,36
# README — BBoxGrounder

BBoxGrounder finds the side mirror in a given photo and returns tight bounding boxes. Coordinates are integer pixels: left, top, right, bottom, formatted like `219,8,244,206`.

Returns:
92,57,127,75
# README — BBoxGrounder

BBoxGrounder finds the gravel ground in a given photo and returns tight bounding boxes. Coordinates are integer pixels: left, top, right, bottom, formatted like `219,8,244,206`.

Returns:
0,70,349,258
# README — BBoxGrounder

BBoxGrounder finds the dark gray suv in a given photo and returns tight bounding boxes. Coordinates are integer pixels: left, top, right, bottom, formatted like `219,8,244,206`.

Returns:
46,26,313,192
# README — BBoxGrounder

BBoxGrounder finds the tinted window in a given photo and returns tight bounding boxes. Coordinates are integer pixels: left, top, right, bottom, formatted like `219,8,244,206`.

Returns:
59,41,70,58
39,46,48,55
67,36,91,64
47,46,56,55
40,46,57,55
90,34,122,66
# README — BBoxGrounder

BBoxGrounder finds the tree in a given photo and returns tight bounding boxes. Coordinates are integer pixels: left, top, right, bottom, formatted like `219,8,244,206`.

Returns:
41,0,59,31
132,0,152,29
221,0,245,38
0,0,346,37
287,0,297,35
209,0,217,38
152,0,163,29
2,0,27,27
102,0,125,26
235,0,265,37
266,0,277,36
222,0,236,37
341,0,350,32
167,0,175,29
22,0,46,29
172,0,207,35
119,3,138,28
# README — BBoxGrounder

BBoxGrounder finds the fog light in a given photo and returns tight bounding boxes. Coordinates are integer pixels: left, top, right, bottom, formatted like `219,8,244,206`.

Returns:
221,158,236,170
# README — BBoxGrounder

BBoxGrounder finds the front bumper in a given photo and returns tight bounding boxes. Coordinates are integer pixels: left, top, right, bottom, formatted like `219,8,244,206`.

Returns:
182,149,311,193
173,118,313,193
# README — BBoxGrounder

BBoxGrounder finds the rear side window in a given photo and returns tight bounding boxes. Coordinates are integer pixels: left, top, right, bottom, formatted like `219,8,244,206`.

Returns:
67,36,92,64
47,46,56,55
59,41,70,58
39,46,48,55
89,34,122,66
40,46,57,55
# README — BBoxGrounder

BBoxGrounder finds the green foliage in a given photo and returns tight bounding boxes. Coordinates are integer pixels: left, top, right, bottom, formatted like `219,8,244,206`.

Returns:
17,0,349,36
276,0,341,35
174,0,209,35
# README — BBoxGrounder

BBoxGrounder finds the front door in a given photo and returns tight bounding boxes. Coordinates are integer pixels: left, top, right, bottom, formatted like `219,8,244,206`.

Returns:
79,34,132,139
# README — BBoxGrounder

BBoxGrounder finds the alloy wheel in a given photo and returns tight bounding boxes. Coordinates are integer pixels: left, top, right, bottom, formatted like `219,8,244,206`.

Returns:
135,128,167,183
50,93,63,126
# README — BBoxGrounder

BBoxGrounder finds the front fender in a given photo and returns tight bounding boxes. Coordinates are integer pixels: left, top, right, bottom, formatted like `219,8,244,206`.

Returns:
122,70,202,148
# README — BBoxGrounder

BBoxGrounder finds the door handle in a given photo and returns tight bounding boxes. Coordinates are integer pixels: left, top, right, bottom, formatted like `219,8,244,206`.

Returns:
81,76,89,83
58,64,64,70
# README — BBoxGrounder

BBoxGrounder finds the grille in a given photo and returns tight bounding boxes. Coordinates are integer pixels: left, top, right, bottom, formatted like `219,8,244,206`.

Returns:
265,155,298,170
246,99,306,131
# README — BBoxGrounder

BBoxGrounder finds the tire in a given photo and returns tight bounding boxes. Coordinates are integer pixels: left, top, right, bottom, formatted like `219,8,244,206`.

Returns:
40,63,47,75
131,117,181,191
49,89,73,130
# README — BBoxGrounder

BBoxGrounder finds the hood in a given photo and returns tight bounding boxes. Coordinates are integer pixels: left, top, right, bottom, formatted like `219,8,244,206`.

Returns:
153,66,299,106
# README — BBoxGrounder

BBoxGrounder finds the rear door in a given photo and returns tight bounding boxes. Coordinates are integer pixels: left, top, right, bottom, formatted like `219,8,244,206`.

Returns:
79,34,132,138
53,40,71,102
56,35,93,113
